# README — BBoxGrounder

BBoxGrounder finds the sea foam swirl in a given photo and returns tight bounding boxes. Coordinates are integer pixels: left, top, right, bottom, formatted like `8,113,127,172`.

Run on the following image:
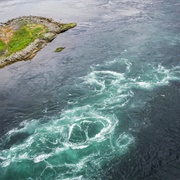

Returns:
0,57,179,179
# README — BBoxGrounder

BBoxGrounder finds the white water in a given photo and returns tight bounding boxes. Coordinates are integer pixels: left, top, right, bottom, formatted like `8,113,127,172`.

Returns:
0,56,179,179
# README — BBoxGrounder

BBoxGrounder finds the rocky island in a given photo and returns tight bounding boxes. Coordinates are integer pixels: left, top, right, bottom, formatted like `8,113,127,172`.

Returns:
0,16,76,68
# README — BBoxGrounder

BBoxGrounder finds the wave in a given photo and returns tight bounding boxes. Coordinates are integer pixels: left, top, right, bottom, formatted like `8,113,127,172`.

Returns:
0,56,179,179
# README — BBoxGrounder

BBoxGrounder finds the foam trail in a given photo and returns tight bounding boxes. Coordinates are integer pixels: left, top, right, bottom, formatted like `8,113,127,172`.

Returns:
0,56,179,179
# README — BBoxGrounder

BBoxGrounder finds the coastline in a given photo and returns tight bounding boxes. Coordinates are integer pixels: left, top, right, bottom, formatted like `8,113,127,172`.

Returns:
0,16,76,68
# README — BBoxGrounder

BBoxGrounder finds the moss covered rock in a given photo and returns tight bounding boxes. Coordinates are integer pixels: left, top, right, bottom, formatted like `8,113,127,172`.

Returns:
0,16,77,68
55,47,65,53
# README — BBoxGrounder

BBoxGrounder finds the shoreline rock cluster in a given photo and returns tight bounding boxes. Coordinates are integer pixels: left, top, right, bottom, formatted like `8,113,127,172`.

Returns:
0,16,76,68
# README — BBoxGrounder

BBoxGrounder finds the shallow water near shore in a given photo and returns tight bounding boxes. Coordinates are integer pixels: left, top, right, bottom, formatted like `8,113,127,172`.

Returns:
0,0,180,179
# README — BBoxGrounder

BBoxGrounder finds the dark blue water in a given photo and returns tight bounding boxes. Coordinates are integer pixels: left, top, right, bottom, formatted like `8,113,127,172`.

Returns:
0,0,179,179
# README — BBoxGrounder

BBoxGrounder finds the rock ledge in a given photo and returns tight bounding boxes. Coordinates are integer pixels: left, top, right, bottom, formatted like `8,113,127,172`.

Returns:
0,16,77,68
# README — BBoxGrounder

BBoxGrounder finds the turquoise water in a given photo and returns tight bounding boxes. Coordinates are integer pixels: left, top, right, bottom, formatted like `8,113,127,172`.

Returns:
0,0,180,179
0,57,179,179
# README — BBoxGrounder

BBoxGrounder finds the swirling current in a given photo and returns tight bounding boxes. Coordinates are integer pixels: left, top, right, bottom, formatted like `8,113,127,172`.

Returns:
0,0,180,179
0,56,179,179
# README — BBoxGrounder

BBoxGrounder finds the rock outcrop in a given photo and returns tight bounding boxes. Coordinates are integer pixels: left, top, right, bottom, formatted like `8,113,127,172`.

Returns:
0,16,77,68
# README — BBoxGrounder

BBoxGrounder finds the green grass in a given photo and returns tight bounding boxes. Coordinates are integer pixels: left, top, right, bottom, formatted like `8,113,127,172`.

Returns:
60,23,77,32
0,40,6,54
8,24,46,55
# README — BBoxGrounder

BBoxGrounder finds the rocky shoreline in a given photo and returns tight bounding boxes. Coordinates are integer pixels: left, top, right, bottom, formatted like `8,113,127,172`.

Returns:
0,16,76,68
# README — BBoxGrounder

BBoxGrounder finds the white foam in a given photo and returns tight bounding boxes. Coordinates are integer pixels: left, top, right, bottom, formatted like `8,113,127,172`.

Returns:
34,153,52,163
1,57,179,178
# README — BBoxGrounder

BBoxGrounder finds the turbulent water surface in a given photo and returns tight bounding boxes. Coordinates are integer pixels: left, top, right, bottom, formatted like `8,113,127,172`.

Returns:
0,0,180,179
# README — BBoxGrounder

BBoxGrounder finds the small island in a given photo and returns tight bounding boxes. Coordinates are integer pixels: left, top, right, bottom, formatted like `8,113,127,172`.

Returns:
0,16,77,68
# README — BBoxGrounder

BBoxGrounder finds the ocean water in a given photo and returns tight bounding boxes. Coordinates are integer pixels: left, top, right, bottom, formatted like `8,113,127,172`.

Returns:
0,0,179,179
